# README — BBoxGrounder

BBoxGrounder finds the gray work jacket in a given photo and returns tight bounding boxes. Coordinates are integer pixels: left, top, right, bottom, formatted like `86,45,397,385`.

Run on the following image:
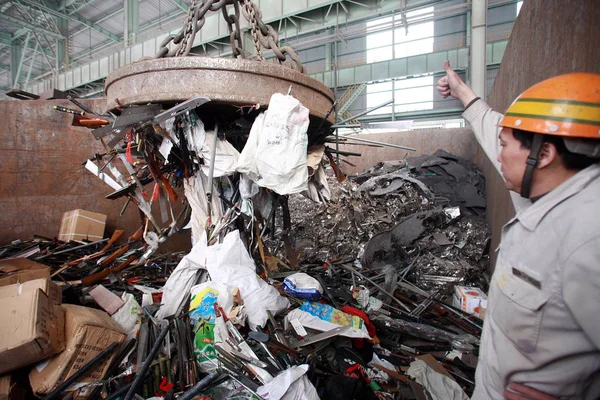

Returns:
463,99,600,399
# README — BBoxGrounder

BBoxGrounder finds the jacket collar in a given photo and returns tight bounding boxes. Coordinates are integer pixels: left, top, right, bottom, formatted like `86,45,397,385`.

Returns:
516,164,600,231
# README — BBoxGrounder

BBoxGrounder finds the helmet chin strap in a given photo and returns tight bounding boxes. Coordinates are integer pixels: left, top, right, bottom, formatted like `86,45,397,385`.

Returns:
520,134,545,199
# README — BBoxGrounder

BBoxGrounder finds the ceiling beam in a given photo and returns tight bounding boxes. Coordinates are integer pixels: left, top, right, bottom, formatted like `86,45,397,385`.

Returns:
0,13,66,40
68,5,122,39
0,32,54,58
0,32,11,46
65,0,101,16
16,0,121,43
170,0,189,12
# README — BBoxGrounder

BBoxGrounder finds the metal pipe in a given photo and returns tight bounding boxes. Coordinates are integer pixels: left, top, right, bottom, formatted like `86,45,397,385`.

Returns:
397,279,483,330
330,123,361,129
37,237,110,258
124,324,170,400
206,123,219,225
43,342,119,400
336,99,394,126
13,31,31,88
177,371,221,400
338,264,412,313
338,135,416,151
471,0,487,98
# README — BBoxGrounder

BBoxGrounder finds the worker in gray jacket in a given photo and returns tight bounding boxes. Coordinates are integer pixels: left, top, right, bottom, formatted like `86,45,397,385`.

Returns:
437,61,600,400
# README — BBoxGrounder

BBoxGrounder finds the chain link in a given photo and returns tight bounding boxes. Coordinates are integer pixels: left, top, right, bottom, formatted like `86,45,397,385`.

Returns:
221,0,244,58
243,0,263,61
155,0,305,73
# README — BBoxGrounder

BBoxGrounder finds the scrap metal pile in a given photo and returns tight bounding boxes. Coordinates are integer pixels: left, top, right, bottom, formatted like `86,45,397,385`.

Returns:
0,1,492,399
0,137,491,400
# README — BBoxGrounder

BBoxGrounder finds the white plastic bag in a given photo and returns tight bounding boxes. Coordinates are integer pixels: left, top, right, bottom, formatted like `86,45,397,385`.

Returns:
111,293,143,342
257,364,320,400
183,172,224,244
202,230,290,330
236,113,264,182
236,93,310,195
201,128,240,178
406,360,469,400
155,237,208,320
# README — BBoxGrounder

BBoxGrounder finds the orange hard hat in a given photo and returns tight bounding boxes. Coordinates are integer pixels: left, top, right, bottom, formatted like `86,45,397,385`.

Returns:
499,72,600,139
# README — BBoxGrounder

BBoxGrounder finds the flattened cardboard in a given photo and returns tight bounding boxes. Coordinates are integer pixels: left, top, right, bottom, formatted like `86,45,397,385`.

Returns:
0,259,50,288
29,304,125,396
0,289,65,375
0,375,10,400
0,374,28,400
58,209,107,242
0,279,61,304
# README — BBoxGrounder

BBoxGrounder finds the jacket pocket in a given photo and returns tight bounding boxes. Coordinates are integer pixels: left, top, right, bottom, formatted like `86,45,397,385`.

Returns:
493,266,551,354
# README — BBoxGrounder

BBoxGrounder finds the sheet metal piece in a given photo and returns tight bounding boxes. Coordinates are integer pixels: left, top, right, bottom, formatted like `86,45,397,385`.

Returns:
154,96,211,125
104,57,334,124
113,104,162,129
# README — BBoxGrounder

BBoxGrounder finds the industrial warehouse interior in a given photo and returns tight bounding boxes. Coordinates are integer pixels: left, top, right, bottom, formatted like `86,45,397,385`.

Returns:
1,0,599,399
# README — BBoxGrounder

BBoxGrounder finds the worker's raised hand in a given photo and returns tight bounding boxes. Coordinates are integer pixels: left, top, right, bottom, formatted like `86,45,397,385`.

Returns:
436,60,453,99
503,383,559,400
436,60,477,106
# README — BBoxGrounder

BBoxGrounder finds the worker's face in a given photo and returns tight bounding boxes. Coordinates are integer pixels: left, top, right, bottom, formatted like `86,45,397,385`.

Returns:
498,127,529,194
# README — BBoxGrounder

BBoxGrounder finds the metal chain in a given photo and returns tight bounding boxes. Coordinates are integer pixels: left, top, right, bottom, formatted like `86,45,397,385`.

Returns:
221,0,244,58
239,0,305,73
155,0,305,73
243,0,263,60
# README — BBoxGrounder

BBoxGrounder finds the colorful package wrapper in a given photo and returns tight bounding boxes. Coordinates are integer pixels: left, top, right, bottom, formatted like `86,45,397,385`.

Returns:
300,301,364,330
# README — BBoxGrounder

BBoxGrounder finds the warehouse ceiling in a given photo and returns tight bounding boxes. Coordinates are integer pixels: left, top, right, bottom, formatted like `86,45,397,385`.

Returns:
0,0,189,92
0,0,518,97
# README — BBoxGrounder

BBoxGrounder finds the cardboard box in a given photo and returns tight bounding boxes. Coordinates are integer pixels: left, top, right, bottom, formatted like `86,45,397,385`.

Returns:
0,259,51,288
58,209,107,242
29,304,126,397
0,374,29,400
0,289,65,375
0,279,61,305
453,285,487,317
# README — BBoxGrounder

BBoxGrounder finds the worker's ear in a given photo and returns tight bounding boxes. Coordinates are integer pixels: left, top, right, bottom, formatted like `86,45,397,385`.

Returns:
537,142,558,169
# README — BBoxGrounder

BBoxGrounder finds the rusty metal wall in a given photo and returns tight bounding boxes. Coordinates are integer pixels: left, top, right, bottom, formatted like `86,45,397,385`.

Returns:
338,127,478,175
0,98,191,251
475,0,600,269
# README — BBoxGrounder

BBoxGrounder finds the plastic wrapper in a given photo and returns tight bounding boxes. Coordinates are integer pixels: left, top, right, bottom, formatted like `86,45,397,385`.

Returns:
285,308,371,339
352,285,383,313
283,272,323,301
188,282,234,372
371,314,458,344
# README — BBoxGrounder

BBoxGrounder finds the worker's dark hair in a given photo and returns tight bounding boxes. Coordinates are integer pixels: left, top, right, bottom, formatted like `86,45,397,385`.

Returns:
512,129,596,170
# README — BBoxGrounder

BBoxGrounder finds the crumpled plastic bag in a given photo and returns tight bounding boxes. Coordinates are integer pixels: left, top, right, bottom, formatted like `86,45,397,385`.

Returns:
283,272,323,300
157,230,289,329
183,172,224,245
236,93,310,195
257,364,320,400
406,359,469,400
200,128,240,178
156,253,206,320
111,293,143,342
200,230,289,330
